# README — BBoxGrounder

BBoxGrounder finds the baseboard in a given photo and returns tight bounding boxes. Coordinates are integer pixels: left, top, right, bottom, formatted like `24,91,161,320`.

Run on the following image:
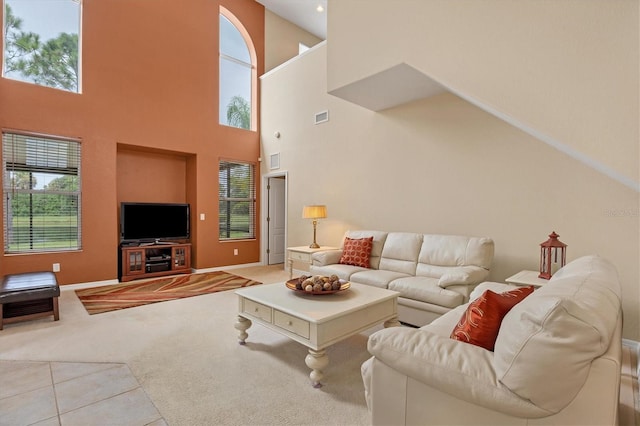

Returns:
194,262,264,274
64,278,120,291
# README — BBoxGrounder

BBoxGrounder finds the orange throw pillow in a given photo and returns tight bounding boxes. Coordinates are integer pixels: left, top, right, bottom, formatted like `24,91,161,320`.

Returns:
450,286,534,351
339,236,374,268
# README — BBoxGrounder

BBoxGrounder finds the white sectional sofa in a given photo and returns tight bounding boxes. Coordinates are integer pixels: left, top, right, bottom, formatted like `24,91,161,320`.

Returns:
310,230,494,326
361,255,622,425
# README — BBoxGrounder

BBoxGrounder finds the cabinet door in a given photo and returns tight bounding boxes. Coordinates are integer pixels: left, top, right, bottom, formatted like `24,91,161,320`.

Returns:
123,249,145,275
172,245,190,270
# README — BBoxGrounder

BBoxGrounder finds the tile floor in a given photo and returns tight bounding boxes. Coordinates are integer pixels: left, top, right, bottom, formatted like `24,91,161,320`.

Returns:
0,360,165,426
1,352,639,425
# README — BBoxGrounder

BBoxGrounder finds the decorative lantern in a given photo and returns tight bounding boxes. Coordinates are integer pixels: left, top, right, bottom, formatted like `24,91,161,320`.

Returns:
539,231,567,279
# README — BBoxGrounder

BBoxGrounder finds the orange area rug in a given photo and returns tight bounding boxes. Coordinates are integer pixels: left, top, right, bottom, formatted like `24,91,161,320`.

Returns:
75,271,261,315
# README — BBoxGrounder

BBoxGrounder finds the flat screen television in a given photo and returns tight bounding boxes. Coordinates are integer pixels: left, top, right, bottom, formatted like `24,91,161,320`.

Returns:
120,202,190,243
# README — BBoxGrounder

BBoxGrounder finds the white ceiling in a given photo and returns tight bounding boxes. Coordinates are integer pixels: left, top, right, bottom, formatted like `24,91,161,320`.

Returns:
256,0,328,40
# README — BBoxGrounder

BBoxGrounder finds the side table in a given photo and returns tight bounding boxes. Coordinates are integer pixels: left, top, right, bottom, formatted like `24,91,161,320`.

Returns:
505,270,549,288
287,246,337,279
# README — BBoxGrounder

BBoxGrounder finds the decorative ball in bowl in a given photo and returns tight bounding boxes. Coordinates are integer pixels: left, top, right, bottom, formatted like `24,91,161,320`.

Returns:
286,274,350,295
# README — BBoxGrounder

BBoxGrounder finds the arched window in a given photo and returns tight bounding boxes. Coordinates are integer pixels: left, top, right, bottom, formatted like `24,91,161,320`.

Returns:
219,8,256,130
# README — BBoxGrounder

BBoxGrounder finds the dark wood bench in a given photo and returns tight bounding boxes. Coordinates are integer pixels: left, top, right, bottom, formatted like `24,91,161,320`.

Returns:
0,272,59,330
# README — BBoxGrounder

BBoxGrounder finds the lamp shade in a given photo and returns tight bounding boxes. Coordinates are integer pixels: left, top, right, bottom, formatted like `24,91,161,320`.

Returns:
302,205,327,219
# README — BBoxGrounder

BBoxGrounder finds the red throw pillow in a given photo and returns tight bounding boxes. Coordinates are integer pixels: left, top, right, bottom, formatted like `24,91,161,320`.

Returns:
339,236,374,268
450,286,534,351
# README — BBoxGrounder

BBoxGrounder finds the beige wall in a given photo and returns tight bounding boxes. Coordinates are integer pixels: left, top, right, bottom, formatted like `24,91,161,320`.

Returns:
260,44,640,339
327,0,639,191
264,10,323,72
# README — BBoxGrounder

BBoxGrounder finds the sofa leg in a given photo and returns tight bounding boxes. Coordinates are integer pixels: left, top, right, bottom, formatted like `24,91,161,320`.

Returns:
53,297,59,321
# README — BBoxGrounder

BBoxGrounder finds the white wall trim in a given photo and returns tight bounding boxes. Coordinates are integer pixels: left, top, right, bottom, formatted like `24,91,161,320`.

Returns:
446,84,640,193
328,59,639,193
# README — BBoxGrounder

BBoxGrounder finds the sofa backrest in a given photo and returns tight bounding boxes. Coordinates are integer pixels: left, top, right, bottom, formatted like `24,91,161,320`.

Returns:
416,234,494,277
493,255,621,414
342,230,388,269
378,232,423,275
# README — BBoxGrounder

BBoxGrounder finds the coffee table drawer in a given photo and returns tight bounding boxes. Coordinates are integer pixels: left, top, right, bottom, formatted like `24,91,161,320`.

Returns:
274,310,310,339
243,299,272,322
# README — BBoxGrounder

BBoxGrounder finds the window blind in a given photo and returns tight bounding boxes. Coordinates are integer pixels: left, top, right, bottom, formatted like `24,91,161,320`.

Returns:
218,160,255,240
2,131,81,252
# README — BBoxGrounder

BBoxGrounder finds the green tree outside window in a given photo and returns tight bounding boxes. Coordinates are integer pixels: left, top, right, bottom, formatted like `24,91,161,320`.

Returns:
3,2,80,92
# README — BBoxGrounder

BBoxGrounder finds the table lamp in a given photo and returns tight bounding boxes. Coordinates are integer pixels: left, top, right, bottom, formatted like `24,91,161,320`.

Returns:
302,205,327,248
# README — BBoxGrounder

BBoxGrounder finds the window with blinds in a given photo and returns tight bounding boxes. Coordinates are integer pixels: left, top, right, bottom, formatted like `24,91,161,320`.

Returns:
2,132,81,253
219,160,255,240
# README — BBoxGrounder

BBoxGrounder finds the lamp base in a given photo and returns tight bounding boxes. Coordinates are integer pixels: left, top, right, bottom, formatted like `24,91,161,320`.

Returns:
309,243,320,249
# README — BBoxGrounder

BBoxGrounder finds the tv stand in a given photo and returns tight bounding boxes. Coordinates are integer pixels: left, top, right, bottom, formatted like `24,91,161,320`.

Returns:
119,242,191,282
153,240,177,245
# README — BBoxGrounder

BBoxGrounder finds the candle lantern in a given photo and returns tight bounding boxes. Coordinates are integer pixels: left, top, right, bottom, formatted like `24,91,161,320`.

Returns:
539,231,567,279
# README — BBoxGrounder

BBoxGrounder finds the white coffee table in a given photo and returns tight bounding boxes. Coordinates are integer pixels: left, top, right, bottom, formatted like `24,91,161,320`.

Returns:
235,282,400,387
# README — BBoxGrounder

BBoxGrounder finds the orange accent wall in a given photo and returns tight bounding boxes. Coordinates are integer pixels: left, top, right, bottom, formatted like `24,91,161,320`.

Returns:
0,0,265,284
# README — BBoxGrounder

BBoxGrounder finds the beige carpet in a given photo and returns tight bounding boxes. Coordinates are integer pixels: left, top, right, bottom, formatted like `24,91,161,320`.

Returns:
0,265,375,425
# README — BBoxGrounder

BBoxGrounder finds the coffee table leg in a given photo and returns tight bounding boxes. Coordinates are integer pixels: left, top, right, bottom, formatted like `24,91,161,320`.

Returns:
305,349,329,388
235,315,252,345
384,315,401,328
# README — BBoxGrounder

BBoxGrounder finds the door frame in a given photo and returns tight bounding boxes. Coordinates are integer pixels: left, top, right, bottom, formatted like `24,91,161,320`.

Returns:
261,171,288,265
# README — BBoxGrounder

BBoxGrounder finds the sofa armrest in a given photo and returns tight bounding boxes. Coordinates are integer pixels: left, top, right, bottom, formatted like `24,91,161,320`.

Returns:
437,266,489,288
367,327,549,418
311,249,343,266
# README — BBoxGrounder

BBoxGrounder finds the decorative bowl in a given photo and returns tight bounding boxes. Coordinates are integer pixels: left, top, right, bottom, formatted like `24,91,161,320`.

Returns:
286,278,350,295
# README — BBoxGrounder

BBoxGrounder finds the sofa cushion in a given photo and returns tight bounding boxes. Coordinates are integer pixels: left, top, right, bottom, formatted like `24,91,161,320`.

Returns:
310,263,367,281
342,230,388,269
450,286,534,351
339,236,374,268
493,255,621,414
416,235,494,275
350,269,411,289
388,277,464,308
378,232,423,275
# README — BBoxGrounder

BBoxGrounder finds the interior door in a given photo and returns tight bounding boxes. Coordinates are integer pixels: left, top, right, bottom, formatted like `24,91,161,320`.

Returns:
267,177,286,264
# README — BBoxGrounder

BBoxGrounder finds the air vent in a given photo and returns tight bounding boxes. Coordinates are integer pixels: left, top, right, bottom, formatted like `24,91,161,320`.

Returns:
314,110,329,124
270,153,280,170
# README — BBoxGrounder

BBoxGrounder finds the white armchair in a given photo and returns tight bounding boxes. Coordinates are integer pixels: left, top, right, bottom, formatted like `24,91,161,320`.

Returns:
361,255,623,425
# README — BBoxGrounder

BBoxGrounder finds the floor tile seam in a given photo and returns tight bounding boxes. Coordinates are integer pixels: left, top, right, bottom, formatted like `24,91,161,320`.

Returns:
26,415,60,426
0,358,127,365
131,372,167,423
0,381,55,401
47,361,62,424
51,361,128,385
54,383,145,416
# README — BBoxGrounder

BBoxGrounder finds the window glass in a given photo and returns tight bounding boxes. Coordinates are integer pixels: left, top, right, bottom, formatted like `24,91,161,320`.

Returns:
219,13,253,130
3,0,81,93
219,161,255,240
2,132,81,252
219,15,250,63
